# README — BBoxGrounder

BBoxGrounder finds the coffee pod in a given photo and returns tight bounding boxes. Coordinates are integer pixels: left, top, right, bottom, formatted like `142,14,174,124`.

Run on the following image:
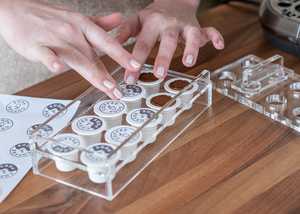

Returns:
94,100,127,129
137,69,163,97
80,143,120,183
105,125,142,163
126,108,162,144
47,133,83,172
71,115,106,147
120,84,145,112
164,77,198,109
146,92,181,126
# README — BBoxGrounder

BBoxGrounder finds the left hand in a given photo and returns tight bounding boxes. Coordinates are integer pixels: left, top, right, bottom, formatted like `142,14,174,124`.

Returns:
117,0,225,84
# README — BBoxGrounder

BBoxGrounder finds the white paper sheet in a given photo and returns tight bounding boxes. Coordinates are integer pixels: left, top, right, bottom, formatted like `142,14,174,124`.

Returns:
0,94,80,202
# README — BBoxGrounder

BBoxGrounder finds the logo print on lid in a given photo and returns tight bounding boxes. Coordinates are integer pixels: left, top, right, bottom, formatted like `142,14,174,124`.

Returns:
10,143,31,158
109,127,140,143
0,163,18,179
6,99,30,113
97,101,125,114
27,124,53,138
130,109,155,124
0,118,13,132
120,84,142,97
51,135,80,153
76,117,103,131
86,144,114,161
43,103,67,118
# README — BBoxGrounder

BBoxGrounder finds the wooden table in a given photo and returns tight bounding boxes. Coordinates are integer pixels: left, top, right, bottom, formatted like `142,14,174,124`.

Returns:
1,2,300,214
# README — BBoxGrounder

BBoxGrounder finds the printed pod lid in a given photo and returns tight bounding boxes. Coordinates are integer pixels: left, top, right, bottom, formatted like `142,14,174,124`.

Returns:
126,108,162,127
105,125,142,146
94,100,127,118
120,84,145,102
48,133,82,155
71,115,106,136
80,143,120,166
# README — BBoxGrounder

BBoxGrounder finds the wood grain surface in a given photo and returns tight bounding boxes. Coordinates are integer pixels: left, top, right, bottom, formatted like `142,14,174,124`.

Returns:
1,2,300,214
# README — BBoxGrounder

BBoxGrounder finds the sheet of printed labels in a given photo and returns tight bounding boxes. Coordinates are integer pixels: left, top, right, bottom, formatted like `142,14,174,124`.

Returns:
0,94,80,202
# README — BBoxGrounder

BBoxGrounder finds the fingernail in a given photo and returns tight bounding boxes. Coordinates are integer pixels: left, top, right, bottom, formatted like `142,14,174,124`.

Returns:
156,66,165,78
52,62,61,72
186,55,194,65
126,75,135,84
113,88,123,99
103,80,115,90
130,59,141,70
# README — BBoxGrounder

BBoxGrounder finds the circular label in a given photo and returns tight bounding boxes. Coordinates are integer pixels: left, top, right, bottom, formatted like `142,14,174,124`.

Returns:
75,116,103,132
51,135,80,154
6,99,30,113
0,118,14,132
27,124,53,138
96,100,126,115
85,144,114,162
120,84,143,98
130,108,155,124
42,103,67,118
9,143,31,158
0,163,18,179
108,126,140,144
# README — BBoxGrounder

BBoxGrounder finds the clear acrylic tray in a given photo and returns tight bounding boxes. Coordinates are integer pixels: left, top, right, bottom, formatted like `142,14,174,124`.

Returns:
31,65,212,201
212,54,300,133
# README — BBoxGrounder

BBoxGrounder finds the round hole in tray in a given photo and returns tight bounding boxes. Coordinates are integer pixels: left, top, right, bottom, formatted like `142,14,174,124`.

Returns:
265,94,287,112
241,80,262,94
289,82,300,98
292,107,300,124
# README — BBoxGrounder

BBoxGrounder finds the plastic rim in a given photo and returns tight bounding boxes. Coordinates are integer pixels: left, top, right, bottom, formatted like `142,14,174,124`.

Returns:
94,100,127,118
137,69,163,86
71,115,106,136
126,108,162,128
105,125,142,146
48,133,82,155
164,77,198,95
80,143,120,166
146,92,181,111
119,84,146,102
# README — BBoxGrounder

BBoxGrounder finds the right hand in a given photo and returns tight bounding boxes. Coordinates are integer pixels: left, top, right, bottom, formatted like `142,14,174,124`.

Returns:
0,0,142,99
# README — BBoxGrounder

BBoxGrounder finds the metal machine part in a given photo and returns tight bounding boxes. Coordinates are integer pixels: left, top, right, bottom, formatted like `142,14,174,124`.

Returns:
259,0,300,56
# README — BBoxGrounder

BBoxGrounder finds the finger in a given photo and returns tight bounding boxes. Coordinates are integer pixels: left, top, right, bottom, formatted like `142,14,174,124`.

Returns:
182,27,208,67
29,46,64,73
202,27,224,50
53,44,122,99
90,12,123,31
80,19,142,72
124,25,159,84
153,28,179,79
116,15,140,44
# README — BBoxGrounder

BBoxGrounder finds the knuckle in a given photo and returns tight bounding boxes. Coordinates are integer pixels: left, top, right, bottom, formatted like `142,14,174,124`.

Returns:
57,22,77,36
136,40,150,52
164,30,178,42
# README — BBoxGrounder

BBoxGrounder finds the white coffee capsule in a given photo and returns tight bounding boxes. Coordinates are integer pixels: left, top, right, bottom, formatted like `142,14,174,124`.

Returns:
120,84,145,112
94,100,127,129
105,125,142,163
80,143,120,184
137,69,163,97
164,77,198,109
126,108,162,144
71,115,106,147
146,92,181,126
47,133,83,172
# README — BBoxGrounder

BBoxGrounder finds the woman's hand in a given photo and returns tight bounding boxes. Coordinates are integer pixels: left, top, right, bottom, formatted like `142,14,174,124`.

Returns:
0,0,142,99
117,0,224,84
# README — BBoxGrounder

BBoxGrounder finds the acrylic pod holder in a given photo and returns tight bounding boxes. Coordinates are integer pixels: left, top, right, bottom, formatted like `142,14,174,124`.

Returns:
212,54,300,133
31,65,212,201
